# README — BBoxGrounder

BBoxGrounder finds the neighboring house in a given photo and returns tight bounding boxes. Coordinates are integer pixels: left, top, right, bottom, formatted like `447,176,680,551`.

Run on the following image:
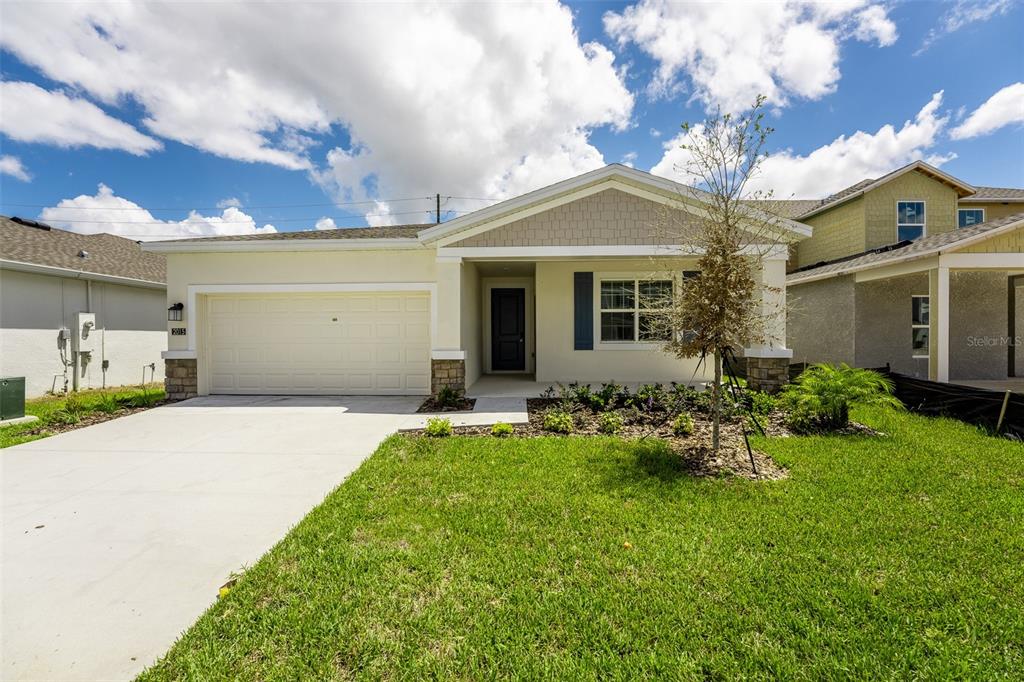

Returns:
782,161,1024,383
143,165,809,400
0,216,167,397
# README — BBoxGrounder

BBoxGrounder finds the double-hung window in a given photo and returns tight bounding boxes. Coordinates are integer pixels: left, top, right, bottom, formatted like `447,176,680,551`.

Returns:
958,208,984,228
599,278,673,343
911,295,929,358
897,201,925,241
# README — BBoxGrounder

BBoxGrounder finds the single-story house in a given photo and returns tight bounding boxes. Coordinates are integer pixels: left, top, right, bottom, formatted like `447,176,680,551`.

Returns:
0,216,167,397
782,161,1024,384
143,165,809,400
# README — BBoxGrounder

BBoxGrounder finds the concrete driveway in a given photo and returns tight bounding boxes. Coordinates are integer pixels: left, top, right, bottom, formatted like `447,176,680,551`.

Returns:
1,395,427,681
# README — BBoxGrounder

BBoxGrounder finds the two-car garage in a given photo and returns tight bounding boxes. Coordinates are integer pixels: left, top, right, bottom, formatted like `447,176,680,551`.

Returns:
204,292,431,395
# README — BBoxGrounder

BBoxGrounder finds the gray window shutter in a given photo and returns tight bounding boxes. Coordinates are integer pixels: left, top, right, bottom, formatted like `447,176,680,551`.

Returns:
574,272,593,350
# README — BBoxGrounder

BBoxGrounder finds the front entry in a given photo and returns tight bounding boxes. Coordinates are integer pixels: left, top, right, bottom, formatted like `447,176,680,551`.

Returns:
491,288,526,371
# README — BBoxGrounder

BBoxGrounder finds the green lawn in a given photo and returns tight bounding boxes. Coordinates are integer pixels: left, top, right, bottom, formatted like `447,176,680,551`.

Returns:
140,407,1023,680
0,385,164,448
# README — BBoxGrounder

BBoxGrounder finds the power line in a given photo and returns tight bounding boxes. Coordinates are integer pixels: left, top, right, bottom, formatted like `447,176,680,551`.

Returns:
0,196,437,211
15,208,476,226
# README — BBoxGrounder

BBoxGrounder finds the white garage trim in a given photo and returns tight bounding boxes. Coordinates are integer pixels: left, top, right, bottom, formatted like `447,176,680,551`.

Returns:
184,282,437,353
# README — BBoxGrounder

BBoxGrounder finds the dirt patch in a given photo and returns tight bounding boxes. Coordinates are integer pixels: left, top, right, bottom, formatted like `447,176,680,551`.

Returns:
417,397,476,413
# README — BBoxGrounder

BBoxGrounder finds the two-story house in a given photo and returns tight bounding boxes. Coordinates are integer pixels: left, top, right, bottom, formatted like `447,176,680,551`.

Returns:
782,161,1024,386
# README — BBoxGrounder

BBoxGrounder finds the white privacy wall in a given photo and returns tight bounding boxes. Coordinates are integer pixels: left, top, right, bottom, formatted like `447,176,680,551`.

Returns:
0,269,166,397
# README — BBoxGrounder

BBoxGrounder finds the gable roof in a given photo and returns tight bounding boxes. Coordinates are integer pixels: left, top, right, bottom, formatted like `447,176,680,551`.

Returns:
0,216,166,286
795,160,977,221
788,212,1024,284
417,163,811,246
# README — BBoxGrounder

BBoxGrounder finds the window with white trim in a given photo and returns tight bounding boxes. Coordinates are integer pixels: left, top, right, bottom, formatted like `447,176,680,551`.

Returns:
958,208,984,228
911,295,929,358
599,278,673,343
897,201,925,241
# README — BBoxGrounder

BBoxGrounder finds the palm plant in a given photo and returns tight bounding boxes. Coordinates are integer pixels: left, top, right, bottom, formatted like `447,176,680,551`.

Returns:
780,364,902,431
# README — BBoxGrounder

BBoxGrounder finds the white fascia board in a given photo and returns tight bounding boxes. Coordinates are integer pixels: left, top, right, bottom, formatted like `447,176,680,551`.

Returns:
141,238,424,254
0,258,166,289
958,197,1024,204
939,253,1024,269
437,244,788,260
162,350,197,360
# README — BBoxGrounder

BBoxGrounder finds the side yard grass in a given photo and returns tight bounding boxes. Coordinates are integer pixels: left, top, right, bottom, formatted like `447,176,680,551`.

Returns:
0,384,165,448
140,406,1023,680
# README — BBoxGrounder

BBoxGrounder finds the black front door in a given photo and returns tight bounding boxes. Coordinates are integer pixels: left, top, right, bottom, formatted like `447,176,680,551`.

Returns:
491,288,526,371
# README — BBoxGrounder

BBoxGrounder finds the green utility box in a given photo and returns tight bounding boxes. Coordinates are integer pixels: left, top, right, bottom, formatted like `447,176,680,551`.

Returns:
0,377,26,421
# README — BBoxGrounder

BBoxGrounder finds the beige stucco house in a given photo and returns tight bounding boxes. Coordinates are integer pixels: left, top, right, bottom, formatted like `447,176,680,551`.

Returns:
144,165,808,400
783,161,1024,385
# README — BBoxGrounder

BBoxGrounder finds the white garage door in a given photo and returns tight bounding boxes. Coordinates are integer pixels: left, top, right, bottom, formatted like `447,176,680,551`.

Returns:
206,292,431,395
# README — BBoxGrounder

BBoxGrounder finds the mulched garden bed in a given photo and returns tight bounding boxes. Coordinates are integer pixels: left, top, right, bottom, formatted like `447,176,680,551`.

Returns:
446,398,792,481
12,403,165,440
416,396,476,413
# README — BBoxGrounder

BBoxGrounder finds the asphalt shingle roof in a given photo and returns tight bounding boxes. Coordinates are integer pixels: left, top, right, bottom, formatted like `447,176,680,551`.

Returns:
0,216,166,284
158,224,429,243
962,186,1024,202
788,211,1024,282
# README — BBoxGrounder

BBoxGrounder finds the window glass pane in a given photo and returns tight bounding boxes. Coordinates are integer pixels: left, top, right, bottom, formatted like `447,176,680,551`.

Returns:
600,281,634,310
898,225,924,242
639,312,670,341
958,209,983,228
912,297,929,325
912,327,929,354
898,201,924,225
601,311,635,341
639,280,672,308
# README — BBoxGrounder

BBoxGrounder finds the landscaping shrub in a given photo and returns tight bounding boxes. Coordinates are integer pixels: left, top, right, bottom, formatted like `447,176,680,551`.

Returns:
749,391,777,416
781,363,902,432
50,409,80,425
491,422,514,437
96,393,121,414
597,412,624,435
425,417,453,437
435,386,464,409
63,393,90,416
542,410,574,434
672,411,695,436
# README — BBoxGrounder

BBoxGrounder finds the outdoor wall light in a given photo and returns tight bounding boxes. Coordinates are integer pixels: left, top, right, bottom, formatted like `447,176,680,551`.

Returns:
168,302,184,322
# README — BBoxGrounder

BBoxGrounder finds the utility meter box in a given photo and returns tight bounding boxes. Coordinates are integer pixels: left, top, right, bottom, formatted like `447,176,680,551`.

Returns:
72,312,97,354
0,377,26,420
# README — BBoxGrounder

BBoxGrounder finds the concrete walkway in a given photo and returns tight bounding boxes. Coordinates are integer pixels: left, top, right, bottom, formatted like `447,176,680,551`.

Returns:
1,394,523,681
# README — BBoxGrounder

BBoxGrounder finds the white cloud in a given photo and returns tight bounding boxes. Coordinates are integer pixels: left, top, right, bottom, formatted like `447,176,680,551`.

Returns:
950,83,1024,140
39,184,277,240
0,81,162,155
314,217,337,230
651,92,952,198
1,2,634,219
649,128,662,138
216,197,242,209
603,0,896,112
917,0,1013,55
620,151,638,168
0,155,31,182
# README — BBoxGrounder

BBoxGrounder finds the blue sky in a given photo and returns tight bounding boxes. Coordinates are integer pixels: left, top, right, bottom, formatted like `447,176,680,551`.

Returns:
0,1,1021,240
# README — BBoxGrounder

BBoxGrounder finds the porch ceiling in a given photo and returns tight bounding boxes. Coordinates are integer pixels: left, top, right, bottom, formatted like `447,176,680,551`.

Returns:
473,261,536,277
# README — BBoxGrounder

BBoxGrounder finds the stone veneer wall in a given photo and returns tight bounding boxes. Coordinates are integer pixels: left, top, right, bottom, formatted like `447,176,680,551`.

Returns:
164,358,198,401
431,359,466,394
745,357,790,393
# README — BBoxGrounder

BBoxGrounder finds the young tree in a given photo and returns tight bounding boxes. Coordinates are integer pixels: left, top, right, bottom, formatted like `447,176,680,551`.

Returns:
653,95,792,453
